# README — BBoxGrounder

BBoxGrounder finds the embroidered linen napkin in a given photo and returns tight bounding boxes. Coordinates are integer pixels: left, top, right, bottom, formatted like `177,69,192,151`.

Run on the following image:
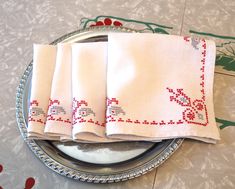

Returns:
106,33,220,143
27,44,59,140
44,44,73,140
71,42,117,142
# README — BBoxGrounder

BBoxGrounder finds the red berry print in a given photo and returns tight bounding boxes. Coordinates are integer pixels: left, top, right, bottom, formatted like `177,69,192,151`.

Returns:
0,165,2,189
104,18,112,25
96,21,104,26
90,18,123,28
0,164,3,173
113,21,122,26
24,177,35,189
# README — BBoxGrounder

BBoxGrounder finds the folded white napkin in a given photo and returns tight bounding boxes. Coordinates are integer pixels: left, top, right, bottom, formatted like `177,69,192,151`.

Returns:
27,44,59,140
106,33,220,143
71,42,117,142
44,44,73,140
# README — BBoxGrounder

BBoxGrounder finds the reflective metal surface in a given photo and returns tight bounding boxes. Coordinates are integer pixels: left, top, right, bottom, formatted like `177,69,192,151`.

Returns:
16,26,183,183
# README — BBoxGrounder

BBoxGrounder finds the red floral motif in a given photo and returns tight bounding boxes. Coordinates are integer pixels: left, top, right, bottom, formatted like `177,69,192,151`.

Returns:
28,100,46,124
193,100,204,111
106,98,126,123
167,88,191,107
183,36,190,42
46,99,71,124
159,120,166,125
168,120,175,124
134,120,141,124
166,38,209,126
107,97,119,106
118,118,124,122
183,36,201,50
142,120,149,124
126,118,133,123
72,98,105,127
90,18,123,27
106,38,208,127
150,121,158,125
186,110,195,120
30,100,39,106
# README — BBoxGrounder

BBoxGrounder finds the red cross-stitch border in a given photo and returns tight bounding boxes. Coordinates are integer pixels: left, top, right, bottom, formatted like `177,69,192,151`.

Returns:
106,37,209,126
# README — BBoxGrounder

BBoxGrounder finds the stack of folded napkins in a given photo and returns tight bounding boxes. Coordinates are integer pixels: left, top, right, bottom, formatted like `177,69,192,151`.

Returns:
27,33,220,143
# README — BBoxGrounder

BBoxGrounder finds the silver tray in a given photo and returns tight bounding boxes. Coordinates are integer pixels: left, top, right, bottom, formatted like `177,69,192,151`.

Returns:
16,26,183,183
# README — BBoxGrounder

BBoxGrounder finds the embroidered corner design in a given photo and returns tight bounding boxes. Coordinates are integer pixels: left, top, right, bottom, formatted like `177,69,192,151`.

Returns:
106,37,209,127
166,88,208,126
168,37,208,126
28,100,46,124
47,99,71,124
106,98,126,122
184,36,203,50
72,98,105,127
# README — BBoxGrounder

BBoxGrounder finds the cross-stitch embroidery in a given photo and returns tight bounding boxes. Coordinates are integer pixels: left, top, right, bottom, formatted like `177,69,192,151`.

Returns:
47,99,71,124
106,37,209,127
106,98,126,123
184,36,200,50
166,38,209,126
79,108,95,117
28,100,46,124
72,98,105,127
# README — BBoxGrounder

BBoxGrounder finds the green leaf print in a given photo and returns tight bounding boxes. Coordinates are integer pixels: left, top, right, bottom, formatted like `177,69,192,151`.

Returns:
216,54,235,71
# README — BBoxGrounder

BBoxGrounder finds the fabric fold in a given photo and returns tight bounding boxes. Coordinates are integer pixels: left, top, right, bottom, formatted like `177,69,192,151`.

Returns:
44,43,73,140
71,42,117,142
27,44,58,140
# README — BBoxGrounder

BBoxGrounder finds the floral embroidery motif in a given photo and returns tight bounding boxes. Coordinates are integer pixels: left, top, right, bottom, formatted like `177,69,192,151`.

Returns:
166,38,209,126
72,98,105,127
184,36,200,50
106,98,126,123
78,107,95,117
105,98,183,126
106,38,208,127
47,99,71,124
28,100,46,124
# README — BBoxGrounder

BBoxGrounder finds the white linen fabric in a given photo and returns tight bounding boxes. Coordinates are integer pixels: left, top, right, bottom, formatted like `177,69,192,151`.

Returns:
27,44,59,140
106,33,220,143
44,44,73,140
71,42,117,142
28,33,220,144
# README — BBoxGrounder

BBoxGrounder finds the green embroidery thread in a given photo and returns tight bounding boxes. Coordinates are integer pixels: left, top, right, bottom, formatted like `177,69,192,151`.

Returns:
216,118,235,129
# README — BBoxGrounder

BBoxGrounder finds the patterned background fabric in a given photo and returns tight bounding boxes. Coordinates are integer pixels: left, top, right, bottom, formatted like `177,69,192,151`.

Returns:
0,0,234,188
